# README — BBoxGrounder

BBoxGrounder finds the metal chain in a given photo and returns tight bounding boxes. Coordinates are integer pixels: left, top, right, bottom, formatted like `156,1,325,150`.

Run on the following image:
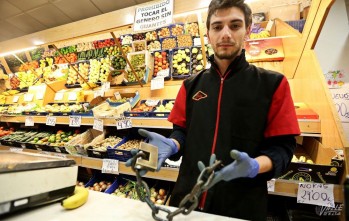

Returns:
130,152,222,221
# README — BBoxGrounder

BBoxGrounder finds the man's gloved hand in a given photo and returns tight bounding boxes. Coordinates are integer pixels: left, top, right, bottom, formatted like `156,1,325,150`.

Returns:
198,150,259,189
126,129,178,176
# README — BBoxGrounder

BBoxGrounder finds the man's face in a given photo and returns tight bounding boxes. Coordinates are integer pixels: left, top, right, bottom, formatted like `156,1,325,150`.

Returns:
207,7,249,61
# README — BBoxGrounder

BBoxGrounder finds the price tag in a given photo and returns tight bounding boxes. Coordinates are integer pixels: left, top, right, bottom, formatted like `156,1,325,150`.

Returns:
267,179,276,192
93,118,104,132
24,93,34,102
114,92,122,100
94,90,104,98
156,69,169,78
36,92,44,100
102,82,110,91
69,115,81,127
151,77,164,90
116,117,132,130
54,93,64,101
68,92,77,101
102,159,119,174
297,183,335,208
12,96,19,103
25,116,34,126
46,116,56,126
10,147,23,152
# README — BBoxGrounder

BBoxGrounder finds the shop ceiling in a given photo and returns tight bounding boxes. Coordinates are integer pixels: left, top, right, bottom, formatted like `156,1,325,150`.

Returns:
0,0,155,43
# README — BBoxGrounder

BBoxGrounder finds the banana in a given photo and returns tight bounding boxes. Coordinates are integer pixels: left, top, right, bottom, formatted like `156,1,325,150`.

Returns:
61,186,89,209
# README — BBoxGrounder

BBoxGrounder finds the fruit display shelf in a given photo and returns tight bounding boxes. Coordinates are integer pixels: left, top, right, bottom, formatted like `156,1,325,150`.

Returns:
0,146,344,203
0,115,319,133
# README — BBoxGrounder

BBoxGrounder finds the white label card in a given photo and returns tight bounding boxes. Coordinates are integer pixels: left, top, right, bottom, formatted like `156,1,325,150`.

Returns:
12,96,19,103
297,183,335,208
10,147,23,152
36,93,44,100
25,116,34,126
94,90,104,98
267,179,276,192
114,92,122,100
156,69,169,78
151,77,164,90
24,93,34,102
69,116,81,127
54,93,64,101
116,117,132,130
93,118,104,132
46,116,56,126
102,82,110,91
102,159,119,174
68,92,77,101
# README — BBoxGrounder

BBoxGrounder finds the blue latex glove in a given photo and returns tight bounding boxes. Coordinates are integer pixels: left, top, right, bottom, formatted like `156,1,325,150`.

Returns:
126,129,178,176
198,150,259,189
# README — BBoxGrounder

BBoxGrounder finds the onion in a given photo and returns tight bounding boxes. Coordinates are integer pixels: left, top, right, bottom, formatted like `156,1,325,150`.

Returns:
159,189,166,196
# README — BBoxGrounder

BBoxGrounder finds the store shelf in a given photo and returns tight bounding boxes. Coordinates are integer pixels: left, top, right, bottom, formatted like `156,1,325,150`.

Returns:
0,115,318,133
0,115,173,129
0,146,343,203
80,156,178,181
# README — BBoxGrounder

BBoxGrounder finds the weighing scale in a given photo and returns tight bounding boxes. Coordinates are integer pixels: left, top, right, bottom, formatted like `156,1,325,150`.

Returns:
0,151,78,216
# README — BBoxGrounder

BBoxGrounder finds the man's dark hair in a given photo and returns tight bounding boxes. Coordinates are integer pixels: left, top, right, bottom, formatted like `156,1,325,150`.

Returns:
206,0,252,30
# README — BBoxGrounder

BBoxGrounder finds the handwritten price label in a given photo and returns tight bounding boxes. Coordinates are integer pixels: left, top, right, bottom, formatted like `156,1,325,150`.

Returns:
12,96,19,103
10,147,23,152
69,116,81,127
267,179,276,192
93,118,104,132
24,93,34,102
25,116,34,126
54,93,64,101
102,159,119,174
36,92,44,100
116,117,132,130
46,116,56,126
297,183,335,207
68,92,77,101
151,77,164,90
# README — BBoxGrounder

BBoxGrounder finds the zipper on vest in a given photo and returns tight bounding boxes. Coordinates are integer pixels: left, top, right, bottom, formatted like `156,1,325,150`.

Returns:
198,75,227,210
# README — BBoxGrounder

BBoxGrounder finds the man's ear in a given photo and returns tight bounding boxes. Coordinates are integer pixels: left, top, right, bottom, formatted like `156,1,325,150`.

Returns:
207,31,211,44
244,25,251,40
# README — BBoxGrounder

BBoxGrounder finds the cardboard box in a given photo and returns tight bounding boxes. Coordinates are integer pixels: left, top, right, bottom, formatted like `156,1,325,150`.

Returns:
245,37,284,62
278,137,343,184
294,102,319,119
269,4,300,21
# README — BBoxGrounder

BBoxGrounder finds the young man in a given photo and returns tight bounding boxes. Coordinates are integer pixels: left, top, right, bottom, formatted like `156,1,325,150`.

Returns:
128,0,300,220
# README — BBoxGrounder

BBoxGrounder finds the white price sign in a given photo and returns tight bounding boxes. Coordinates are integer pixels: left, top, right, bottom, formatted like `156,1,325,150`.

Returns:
25,116,34,126
54,93,64,101
116,117,132,130
297,183,335,208
93,118,104,132
102,159,119,174
151,77,164,90
94,90,104,98
10,147,23,152
102,82,110,91
68,92,77,101
36,93,44,100
46,116,56,126
24,93,34,102
267,179,276,192
12,96,19,103
69,115,81,127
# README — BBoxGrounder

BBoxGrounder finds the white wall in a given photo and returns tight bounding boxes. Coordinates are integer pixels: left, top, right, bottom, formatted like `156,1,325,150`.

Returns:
314,0,349,142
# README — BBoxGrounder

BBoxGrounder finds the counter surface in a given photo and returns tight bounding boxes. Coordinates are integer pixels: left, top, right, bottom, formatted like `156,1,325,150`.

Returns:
2,190,243,221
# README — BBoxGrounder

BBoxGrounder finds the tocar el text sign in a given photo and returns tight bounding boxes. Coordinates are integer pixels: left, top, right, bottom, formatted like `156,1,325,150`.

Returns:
133,0,173,32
